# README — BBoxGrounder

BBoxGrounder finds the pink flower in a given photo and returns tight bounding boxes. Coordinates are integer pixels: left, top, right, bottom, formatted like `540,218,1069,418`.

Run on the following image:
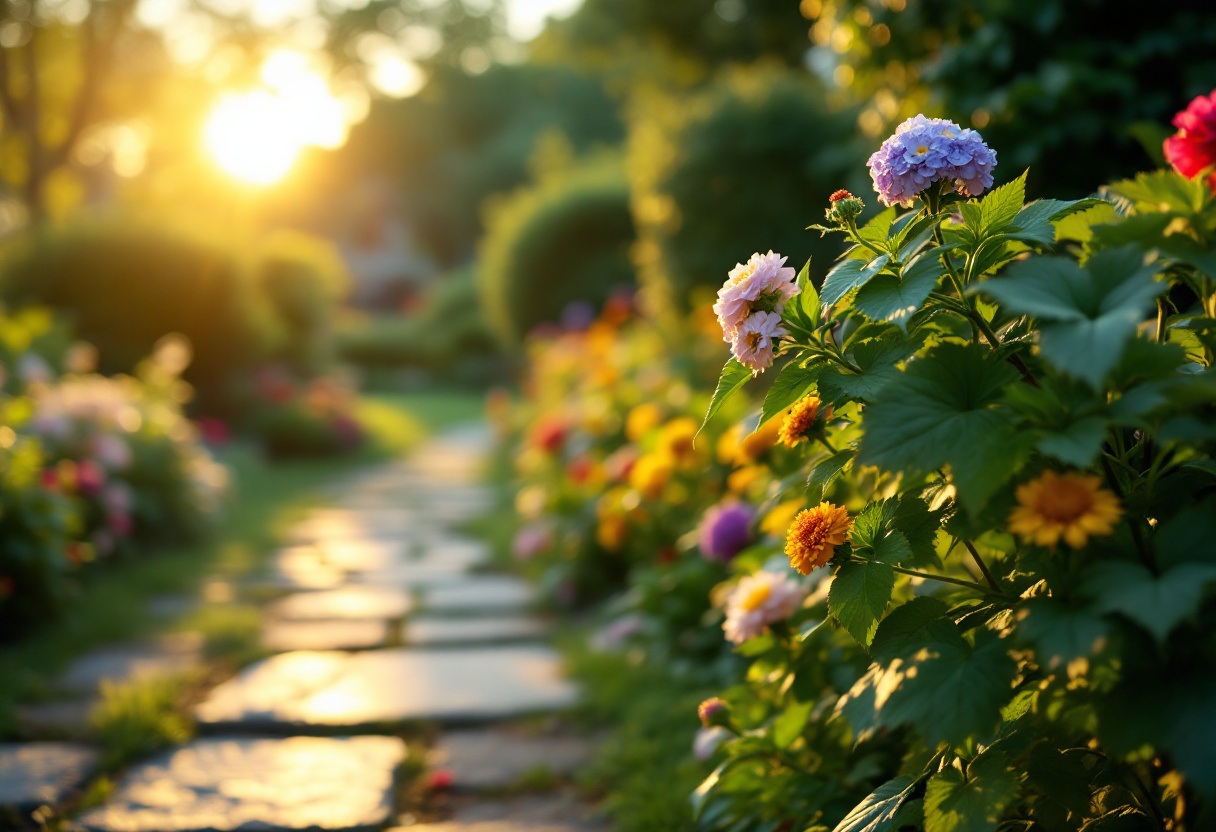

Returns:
713,251,798,343
731,311,787,374
1164,89,1216,192
511,524,553,560
722,571,805,644
427,769,453,790
75,459,106,496
91,434,132,470
693,727,730,760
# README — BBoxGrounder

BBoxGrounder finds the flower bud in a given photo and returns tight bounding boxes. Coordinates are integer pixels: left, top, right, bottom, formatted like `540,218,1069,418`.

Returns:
698,696,731,728
825,189,865,224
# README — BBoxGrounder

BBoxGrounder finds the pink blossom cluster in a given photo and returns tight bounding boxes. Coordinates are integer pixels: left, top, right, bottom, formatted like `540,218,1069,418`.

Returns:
713,251,798,374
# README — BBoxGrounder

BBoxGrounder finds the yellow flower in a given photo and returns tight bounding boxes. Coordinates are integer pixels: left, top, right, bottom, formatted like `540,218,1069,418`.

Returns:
779,395,822,448
626,403,664,442
761,499,806,538
597,513,628,551
727,464,763,495
1008,470,1123,550
785,502,852,574
657,417,699,464
735,417,782,465
716,424,744,465
630,454,673,500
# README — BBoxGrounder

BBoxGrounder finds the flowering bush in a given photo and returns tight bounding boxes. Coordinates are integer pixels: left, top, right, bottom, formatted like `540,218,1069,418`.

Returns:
506,94,1216,831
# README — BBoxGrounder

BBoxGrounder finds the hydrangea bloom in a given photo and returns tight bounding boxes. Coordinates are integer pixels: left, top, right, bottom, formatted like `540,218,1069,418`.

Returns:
1164,89,1216,192
698,501,754,562
713,251,798,344
867,115,997,207
731,311,787,374
722,570,805,644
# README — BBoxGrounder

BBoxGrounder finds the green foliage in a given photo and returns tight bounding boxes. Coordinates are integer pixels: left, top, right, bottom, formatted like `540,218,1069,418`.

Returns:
0,219,265,414
91,674,195,770
813,0,1216,195
630,69,863,312
255,231,350,374
479,161,635,345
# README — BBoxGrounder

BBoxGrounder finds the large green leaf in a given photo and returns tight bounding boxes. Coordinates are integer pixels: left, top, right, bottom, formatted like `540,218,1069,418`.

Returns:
857,343,1021,511
878,628,1016,746
832,776,919,832
821,253,892,310
1008,198,1104,246
870,597,956,664
1016,597,1109,668
980,246,1165,387
698,358,751,438
1082,561,1216,643
818,327,921,405
1035,416,1109,467
807,450,854,500
760,359,823,425
854,249,948,331
772,700,813,750
829,560,896,647
924,753,1020,832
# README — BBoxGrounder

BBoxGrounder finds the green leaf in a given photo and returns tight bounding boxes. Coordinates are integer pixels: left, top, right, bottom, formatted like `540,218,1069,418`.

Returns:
760,360,823,426
857,344,1021,512
1082,561,1216,643
891,497,944,566
1035,416,1109,467
798,258,820,321
807,450,854,500
772,700,813,749
1026,743,1093,816
1016,598,1109,668
879,628,1016,746
854,249,947,331
822,253,892,310
1106,169,1211,214
849,501,913,564
829,561,896,647
1008,198,1104,246
870,597,957,664
699,359,751,439
924,753,1020,832
832,776,919,832
980,246,1165,387
977,171,1028,240
818,327,921,405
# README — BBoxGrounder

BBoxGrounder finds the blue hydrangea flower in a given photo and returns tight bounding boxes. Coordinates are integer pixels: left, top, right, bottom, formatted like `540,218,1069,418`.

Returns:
867,115,998,207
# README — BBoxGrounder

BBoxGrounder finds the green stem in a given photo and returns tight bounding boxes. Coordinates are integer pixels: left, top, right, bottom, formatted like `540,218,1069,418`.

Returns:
962,540,1003,593
867,561,999,595
1100,453,1156,574
1156,296,1168,344
845,217,888,259
816,435,839,454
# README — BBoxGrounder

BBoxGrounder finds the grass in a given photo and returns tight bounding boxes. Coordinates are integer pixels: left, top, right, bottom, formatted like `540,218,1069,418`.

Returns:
0,390,484,736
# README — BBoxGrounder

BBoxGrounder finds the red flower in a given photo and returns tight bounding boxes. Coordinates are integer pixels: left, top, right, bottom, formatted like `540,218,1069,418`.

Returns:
529,417,567,454
196,417,232,446
1164,89,1216,192
427,769,453,790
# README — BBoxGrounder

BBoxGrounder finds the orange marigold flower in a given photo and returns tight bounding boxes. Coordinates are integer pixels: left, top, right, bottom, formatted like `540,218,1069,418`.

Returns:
778,395,821,447
1008,470,1123,550
785,502,852,574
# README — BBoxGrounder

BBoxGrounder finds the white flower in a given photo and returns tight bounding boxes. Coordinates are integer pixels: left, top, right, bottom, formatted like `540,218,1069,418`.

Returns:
713,251,798,343
730,311,787,374
722,570,806,644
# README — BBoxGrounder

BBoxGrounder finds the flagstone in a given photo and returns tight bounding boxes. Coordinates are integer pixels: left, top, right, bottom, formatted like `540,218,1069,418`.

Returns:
262,619,390,652
268,586,412,622
430,729,591,790
76,736,405,832
0,742,99,810
57,633,203,694
195,647,577,729
419,578,535,615
403,616,548,647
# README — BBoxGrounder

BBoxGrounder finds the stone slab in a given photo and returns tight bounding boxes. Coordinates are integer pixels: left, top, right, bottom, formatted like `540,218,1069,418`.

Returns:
430,729,591,790
262,620,390,652
196,647,577,729
268,546,348,590
57,634,203,694
0,742,100,809
403,794,606,832
268,587,412,621
404,617,549,647
420,578,535,615
15,700,94,738
76,736,405,832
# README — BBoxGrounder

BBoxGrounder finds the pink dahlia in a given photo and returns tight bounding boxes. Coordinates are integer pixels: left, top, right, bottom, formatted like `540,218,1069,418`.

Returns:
713,251,798,343
731,311,787,374
1164,89,1216,192
722,570,805,644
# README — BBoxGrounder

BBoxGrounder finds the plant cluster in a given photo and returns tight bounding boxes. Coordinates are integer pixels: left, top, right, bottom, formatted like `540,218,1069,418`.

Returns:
504,92,1216,831
0,312,228,635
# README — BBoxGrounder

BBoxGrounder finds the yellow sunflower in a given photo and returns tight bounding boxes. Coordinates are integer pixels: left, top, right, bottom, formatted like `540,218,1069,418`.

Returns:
1008,470,1123,550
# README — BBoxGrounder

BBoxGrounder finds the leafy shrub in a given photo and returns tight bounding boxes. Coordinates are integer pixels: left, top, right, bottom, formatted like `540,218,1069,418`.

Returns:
250,371,363,460
629,69,862,313
479,162,636,345
91,674,194,770
0,220,266,415
255,231,350,374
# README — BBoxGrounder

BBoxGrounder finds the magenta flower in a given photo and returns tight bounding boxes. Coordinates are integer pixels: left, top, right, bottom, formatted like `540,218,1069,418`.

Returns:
1164,89,1216,192
698,502,754,562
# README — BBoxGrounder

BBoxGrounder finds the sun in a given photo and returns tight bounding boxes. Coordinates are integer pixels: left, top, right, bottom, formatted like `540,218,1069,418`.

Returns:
204,51,349,185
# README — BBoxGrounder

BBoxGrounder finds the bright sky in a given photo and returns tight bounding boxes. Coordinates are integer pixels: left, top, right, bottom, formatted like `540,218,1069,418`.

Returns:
505,0,582,41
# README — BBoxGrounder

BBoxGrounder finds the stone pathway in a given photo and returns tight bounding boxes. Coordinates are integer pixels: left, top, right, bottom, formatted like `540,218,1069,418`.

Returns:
1,424,605,832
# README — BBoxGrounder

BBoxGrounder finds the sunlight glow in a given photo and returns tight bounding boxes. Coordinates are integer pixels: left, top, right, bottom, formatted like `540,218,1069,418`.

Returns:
204,50,350,185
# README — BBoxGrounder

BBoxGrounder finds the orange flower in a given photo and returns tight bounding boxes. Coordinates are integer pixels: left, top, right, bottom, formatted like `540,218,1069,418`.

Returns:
630,454,673,500
785,502,852,574
1008,470,1123,550
735,417,782,465
778,395,822,447
626,403,664,442
657,418,699,464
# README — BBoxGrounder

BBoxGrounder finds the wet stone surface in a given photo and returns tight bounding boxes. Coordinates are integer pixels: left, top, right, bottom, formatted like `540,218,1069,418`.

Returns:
261,619,390,652
56,634,203,694
0,742,100,810
403,794,607,832
268,586,412,621
419,578,535,616
77,736,405,832
195,647,578,729
430,728,592,790
403,616,549,648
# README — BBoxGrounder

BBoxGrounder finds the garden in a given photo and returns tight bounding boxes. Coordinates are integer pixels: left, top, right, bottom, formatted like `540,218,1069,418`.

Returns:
1,0,1215,831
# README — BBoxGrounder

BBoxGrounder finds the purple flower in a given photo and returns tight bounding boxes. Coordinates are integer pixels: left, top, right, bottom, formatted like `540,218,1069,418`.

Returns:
699,502,755,562
867,115,997,207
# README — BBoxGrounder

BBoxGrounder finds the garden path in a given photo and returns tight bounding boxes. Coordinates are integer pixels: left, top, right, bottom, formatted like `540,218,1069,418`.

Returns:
0,426,606,832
